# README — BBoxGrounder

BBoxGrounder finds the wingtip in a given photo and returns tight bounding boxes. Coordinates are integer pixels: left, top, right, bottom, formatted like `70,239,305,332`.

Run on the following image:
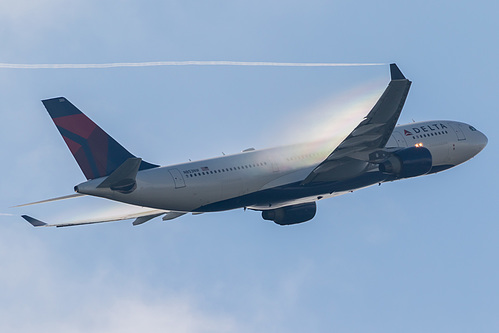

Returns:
390,63,406,80
21,215,48,227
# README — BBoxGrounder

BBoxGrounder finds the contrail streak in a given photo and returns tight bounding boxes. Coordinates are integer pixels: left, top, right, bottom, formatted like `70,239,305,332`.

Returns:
0,61,385,69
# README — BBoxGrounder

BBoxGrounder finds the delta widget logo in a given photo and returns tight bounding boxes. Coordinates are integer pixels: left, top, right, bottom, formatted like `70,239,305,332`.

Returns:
404,129,413,136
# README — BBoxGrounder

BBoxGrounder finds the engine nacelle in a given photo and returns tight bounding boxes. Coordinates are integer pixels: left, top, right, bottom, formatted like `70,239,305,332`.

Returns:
378,146,432,179
261,202,317,225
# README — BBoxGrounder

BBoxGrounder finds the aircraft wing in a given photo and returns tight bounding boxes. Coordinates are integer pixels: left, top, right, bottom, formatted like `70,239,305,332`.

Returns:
21,207,185,227
302,64,412,184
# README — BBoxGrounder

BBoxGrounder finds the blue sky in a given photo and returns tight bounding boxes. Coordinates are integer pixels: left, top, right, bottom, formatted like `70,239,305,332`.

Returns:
1,1,497,332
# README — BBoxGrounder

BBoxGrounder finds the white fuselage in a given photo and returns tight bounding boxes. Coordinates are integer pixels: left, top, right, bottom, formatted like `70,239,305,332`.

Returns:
76,120,487,212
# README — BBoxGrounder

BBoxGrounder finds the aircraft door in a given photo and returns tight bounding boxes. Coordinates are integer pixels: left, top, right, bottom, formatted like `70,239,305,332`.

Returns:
168,169,186,188
449,123,466,141
272,161,280,173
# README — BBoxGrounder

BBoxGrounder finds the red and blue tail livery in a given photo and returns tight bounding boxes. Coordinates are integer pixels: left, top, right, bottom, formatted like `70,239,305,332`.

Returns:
42,97,158,180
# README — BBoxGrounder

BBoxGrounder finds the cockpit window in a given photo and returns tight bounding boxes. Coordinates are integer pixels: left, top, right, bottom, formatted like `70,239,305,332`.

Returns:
469,126,477,131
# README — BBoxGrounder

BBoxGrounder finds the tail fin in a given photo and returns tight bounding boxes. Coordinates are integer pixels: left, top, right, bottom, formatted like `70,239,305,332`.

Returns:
42,97,158,180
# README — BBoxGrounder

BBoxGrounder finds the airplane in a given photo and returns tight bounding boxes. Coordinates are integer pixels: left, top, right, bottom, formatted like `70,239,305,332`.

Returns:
20,64,487,227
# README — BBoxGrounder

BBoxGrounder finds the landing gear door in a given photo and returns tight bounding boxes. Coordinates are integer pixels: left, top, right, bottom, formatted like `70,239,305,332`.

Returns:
168,169,186,188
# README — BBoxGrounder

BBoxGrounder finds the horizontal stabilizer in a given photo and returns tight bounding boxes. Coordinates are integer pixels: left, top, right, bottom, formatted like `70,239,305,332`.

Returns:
97,157,142,193
13,193,86,208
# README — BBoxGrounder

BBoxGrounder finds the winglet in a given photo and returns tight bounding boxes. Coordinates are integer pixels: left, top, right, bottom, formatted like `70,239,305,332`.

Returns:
22,215,48,227
390,63,406,80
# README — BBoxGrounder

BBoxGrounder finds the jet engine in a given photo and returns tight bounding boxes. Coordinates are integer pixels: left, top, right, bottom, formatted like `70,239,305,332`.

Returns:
378,146,432,179
262,202,317,225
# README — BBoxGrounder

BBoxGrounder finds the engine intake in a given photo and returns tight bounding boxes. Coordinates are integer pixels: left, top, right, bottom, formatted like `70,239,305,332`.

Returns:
262,202,316,225
379,146,432,179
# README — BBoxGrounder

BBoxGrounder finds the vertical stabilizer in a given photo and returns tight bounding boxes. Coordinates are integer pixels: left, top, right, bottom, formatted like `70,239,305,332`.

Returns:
42,97,158,180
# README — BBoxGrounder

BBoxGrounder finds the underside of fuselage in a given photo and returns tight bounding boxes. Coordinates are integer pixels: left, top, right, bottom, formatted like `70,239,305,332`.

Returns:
195,160,458,213
196,169,389,212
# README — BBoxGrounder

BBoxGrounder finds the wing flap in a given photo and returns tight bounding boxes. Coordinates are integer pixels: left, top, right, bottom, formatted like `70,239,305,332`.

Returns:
132,214,164,226
162,212,186,221
351,123,385,136
332,134,384,150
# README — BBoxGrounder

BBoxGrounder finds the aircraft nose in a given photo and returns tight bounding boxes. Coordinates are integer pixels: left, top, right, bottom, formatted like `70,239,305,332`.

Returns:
450,125,487,166
478,130,488,149
474,129,488,153
468,128,488,157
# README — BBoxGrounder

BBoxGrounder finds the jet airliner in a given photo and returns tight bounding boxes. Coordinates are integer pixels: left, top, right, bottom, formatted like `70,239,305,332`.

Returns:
20,64,487,227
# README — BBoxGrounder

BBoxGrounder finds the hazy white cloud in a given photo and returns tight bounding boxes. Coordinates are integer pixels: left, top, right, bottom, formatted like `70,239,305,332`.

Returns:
85,297,236,333
0,0,75,62
0,294,237,333
0,0,72,30
0,228,237,333
0,218,322,333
